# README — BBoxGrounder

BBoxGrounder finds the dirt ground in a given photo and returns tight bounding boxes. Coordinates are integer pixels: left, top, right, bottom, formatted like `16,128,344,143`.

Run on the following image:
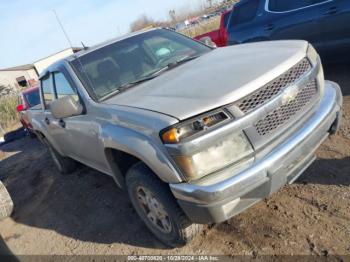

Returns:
0,63,349,256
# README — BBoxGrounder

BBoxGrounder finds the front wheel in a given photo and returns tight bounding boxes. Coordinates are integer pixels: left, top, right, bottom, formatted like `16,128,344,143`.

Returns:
126,163,203,247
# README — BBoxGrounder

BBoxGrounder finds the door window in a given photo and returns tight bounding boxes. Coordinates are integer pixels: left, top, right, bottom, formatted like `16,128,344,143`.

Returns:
53,72,79,101
41,74,54,109
230,0,260,25
268,0,330,12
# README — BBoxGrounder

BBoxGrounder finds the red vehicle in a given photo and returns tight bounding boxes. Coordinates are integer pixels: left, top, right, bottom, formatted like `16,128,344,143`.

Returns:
16,86,40,137
194,10,232,47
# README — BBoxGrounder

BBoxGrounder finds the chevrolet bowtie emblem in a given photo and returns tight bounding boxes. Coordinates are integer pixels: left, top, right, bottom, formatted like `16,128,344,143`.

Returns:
282,85,299,105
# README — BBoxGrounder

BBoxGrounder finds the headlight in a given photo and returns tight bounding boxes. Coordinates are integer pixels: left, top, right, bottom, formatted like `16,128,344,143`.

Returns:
161,110,254,180
173,132,254,180
161,110,230,144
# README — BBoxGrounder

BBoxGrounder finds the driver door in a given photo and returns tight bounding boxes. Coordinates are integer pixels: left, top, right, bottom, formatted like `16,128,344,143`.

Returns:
50,70,109,173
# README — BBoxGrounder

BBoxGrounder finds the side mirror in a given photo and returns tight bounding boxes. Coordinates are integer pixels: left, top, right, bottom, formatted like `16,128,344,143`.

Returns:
50,96,83,119
199,37,217,48
0,181,13,220
16,104,24,112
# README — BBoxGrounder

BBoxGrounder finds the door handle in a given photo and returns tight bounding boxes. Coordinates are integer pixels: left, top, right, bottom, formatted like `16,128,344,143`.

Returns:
265,24,275,31
324,6,338,15
45,117,50,125
58,119,66,128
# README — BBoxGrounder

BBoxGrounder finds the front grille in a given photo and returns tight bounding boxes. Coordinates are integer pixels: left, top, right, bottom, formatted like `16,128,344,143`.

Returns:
238,58,311,113
255,80,317,136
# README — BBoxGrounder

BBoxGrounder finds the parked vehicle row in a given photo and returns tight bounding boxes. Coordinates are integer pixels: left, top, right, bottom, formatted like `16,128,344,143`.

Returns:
194,10,232,47
27,28,342,247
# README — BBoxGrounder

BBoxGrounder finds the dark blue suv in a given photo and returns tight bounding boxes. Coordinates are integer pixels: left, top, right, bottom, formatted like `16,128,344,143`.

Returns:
227,0,350,60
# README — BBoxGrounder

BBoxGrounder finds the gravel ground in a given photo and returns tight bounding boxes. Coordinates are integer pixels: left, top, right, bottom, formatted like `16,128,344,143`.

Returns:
0,63,349,256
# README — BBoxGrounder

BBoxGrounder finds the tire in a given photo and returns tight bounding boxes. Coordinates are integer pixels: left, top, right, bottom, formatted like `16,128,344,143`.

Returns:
46,141,77,175
126,162,203,247
0,181,13,220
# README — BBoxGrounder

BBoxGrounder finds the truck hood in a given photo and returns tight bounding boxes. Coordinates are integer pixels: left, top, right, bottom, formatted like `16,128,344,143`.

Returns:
103,40,308,120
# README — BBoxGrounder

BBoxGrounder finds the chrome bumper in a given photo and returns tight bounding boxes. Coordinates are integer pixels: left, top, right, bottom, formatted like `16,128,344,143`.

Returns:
170,81,343,224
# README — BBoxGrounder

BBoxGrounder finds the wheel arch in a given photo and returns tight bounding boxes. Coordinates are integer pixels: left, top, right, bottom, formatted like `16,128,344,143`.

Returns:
101,125,183,188
104,148,141,189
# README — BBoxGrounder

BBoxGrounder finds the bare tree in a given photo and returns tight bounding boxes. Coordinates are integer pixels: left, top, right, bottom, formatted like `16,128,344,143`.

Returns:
130,15,155,32
0,85,6,93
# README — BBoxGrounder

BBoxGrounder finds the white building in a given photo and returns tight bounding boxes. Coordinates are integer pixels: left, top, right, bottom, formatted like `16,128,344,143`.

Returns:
34,47,81,75
0,64,38,95
0,47,81,95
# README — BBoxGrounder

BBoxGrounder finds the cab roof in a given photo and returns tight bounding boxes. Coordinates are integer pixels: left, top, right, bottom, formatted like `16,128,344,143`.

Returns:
39,28,160,79
66,28,160,62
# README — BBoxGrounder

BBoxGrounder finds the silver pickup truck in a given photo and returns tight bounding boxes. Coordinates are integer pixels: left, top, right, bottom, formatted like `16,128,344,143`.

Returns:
28,28,342,247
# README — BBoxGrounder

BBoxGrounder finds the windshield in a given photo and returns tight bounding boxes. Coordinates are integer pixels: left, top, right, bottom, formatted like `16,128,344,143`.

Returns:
71,29,211,100
24,90,40,108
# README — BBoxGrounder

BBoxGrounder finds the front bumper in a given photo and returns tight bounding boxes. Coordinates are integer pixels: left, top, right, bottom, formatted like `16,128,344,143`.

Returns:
170,81,343,224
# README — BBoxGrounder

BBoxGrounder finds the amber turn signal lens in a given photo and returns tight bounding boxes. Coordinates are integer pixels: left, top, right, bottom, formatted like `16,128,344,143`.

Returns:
203,117,212,126
161,128,179,144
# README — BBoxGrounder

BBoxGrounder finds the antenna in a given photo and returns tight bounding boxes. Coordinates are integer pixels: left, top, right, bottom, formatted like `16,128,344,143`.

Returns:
81,42,88,50
53,10,95,98
53,9,74,49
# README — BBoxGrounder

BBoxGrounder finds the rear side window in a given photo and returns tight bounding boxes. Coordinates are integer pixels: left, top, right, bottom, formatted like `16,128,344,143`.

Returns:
53,72,79,102
41,75,54,109
268,0,329,12
230,0,259,25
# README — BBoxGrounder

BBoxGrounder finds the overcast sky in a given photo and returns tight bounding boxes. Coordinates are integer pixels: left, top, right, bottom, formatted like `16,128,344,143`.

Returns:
0,0,210,69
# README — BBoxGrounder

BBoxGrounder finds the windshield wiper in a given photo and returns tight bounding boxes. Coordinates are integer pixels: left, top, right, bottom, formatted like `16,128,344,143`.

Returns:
174,54,201,65
99,75,159,101
119,75,159,90
124,55,200,87
159,55,200,73
129,55,201,83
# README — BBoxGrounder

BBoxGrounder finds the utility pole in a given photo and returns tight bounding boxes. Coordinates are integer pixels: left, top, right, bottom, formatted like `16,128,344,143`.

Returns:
207,0,213,8
169,9,176,22
201,0,206,11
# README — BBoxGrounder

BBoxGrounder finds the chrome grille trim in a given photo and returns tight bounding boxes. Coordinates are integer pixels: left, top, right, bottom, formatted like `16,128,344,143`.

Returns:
255,80,318,136
167,60,321,156
237,58,312,113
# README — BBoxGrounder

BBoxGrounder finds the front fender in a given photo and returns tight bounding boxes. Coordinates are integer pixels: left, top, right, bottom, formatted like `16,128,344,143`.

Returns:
101,124,184,185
